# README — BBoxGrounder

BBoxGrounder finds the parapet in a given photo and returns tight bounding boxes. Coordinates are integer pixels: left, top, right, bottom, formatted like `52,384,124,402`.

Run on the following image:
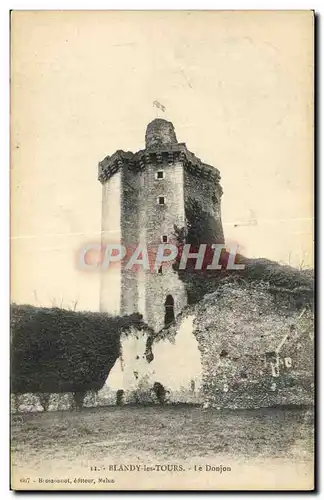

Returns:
98,120,221,191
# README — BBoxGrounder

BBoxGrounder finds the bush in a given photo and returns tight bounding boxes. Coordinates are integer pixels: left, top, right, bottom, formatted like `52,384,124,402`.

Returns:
10,304,149,396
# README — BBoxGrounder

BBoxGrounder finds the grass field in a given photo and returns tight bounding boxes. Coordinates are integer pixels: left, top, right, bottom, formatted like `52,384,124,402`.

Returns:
11,404,314,490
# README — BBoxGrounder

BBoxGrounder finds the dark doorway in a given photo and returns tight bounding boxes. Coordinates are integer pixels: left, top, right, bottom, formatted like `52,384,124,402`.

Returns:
164,294,175,327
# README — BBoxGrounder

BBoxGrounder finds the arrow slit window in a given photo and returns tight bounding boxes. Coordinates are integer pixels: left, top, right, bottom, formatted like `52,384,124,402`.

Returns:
156,171,165,180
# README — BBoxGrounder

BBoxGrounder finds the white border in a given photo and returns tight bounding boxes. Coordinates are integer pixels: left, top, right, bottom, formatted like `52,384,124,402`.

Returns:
2,1,322,9
2,2,321,499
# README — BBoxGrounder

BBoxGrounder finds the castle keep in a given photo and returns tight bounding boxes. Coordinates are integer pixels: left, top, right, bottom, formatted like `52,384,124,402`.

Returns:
98,119,224,331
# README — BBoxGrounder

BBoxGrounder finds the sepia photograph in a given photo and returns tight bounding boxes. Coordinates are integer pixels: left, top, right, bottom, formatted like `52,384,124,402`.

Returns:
10,10,314,491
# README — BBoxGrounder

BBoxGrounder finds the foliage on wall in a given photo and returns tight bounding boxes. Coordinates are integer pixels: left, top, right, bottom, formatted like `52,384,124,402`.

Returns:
10,304,151,403
173,198,314,305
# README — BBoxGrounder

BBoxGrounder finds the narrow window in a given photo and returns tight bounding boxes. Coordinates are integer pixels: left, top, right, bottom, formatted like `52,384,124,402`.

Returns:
161,235,168,243
157,196,166,205
156,170,165,180
158,265,163,275
164,294,175,327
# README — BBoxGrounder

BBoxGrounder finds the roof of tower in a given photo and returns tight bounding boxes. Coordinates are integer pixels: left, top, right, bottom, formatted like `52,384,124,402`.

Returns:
98,120,222,190
145,118,178,149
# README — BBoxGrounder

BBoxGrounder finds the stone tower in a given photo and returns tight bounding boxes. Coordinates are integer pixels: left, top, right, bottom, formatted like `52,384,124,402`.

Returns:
98,119,224,331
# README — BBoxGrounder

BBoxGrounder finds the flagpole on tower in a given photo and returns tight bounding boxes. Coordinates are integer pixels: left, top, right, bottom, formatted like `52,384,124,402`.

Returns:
153,100,166,119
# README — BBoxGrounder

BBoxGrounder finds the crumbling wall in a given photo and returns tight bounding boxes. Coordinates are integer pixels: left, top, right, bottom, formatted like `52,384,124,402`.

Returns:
117,280,314,409
194,281,314,408
99,315,203,405
11,280,314,413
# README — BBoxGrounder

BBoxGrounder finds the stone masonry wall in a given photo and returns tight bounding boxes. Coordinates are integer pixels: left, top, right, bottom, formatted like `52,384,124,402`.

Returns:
184,168,224,244
12,282,314,413
101,156,189,330
120,166,143,317
97,281,314,411
194,282,314,409
143,159,187,331
100,172,122,314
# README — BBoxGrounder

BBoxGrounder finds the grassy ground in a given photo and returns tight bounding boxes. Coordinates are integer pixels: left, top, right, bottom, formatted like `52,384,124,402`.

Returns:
11,404,314,490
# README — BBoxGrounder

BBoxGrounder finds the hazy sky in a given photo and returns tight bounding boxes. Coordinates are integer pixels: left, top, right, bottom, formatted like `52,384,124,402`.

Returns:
11,10,314,311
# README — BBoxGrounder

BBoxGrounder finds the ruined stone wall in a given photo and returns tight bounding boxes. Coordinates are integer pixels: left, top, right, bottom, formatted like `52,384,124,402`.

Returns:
12,281,314,413
101,281,314,409
98,314,202,406
194,282,314,408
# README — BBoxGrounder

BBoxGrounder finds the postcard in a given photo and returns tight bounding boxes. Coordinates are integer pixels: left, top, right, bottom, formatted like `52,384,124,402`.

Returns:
10,10,314,491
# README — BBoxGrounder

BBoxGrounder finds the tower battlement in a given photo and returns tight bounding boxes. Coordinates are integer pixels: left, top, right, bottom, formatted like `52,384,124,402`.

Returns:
98,119,221,187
